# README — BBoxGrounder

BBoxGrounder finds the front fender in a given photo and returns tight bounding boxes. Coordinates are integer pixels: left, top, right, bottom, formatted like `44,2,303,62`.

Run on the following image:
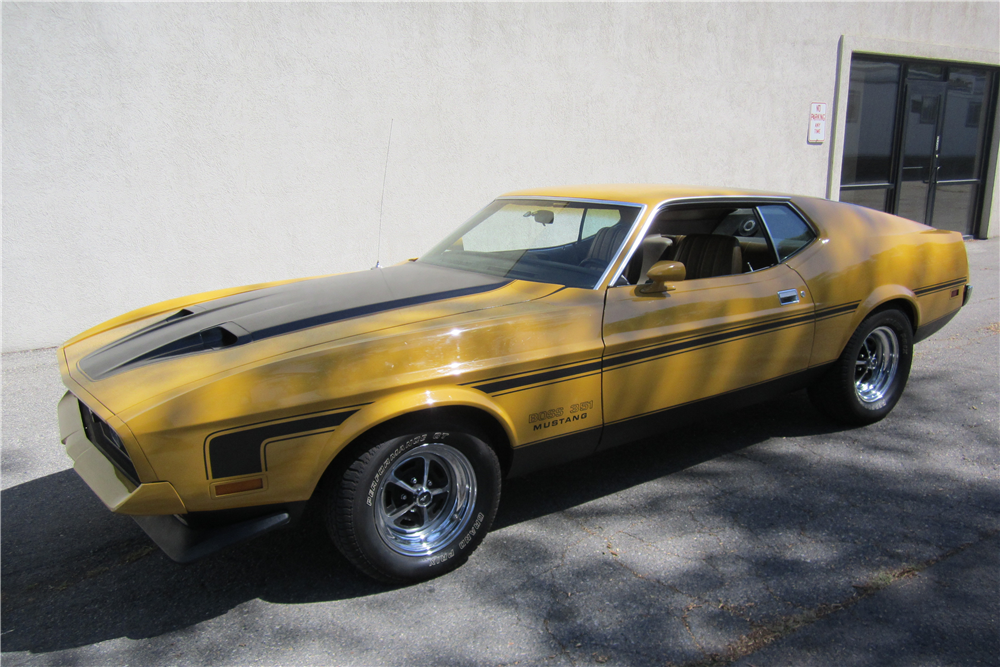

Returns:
311,385,518,489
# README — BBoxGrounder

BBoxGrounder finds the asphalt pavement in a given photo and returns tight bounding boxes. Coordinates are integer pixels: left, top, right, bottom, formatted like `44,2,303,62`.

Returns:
2,238,997,666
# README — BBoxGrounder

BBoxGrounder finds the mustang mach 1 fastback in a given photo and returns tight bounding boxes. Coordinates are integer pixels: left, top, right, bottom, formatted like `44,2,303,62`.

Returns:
57,185,971,581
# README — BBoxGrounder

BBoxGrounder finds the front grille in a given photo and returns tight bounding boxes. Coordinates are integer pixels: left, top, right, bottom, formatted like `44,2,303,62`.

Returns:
78,400,140,486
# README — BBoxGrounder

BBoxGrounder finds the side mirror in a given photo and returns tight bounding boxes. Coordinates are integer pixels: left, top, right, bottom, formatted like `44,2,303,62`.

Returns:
639,261,685,293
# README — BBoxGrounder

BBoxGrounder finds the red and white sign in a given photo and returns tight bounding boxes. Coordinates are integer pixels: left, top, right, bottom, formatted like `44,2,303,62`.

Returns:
808,102,827,143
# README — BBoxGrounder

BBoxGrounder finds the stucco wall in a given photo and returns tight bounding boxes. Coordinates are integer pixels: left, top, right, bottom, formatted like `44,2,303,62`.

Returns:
3,2,998,352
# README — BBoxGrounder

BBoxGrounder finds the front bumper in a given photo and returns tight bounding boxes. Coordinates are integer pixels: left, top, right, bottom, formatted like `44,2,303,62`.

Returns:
59,391,294,562
59,391,186,515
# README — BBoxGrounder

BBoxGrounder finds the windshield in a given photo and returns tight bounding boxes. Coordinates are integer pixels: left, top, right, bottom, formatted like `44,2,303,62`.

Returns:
419,199,642,289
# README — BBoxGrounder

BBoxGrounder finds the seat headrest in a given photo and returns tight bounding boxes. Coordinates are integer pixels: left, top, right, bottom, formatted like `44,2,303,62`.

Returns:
672,234,742,279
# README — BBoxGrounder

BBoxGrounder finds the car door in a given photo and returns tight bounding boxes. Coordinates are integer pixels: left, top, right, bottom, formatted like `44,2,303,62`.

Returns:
599,204,816,449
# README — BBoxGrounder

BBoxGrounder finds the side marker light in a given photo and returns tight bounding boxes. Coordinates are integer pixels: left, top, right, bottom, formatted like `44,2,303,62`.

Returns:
216,478,264,496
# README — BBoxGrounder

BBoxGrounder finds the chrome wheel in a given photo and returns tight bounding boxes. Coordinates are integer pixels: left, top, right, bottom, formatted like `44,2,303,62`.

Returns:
374,443,477,556
854,325,900,403
808,308,912,426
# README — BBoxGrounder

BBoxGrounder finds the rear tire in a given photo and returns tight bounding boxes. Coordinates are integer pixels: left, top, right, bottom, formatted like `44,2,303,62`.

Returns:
808,308,913,425
326,422,501,583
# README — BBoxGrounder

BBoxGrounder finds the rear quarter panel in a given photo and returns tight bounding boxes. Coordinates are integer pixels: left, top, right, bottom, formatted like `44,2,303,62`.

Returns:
790,197,968,366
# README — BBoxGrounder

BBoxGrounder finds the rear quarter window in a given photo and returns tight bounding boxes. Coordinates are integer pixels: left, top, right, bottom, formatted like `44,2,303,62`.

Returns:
758,205,816,261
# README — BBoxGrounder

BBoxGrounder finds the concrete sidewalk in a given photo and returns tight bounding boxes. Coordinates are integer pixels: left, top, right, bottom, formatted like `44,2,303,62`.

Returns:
2,239,997,666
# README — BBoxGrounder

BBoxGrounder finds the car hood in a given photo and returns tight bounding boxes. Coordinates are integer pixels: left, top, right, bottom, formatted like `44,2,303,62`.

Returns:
62,262,558,413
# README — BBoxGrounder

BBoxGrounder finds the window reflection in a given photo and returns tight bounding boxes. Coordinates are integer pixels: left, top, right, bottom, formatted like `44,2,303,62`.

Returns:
908,64,945,81
841,60,900,186
939,69,989,181
839,188,889,212
931,183,978,234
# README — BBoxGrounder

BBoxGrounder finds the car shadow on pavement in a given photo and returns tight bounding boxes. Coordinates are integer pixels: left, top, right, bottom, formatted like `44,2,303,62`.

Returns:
0,390,825,654
1,388,995,658
1,466,371,654
494,390,843,532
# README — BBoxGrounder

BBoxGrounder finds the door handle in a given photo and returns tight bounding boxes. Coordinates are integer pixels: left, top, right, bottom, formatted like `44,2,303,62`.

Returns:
778,289,800,305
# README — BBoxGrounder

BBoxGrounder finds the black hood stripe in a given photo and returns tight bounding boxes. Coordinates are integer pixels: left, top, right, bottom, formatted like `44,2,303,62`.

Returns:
79,263,513,381
251,281,511,341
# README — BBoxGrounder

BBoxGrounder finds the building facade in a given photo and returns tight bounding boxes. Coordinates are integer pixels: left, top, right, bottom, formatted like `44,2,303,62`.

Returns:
3,2,998,351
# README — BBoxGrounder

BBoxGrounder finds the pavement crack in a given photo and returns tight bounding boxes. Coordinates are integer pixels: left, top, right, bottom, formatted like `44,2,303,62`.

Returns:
671,530,999,666
541,534,588,578
678,601,711,661
543,618,575,665
758,576,797,610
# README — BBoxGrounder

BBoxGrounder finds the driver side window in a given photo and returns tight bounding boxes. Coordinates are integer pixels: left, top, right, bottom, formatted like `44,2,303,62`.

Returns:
710,208,776,273
619,203,815,285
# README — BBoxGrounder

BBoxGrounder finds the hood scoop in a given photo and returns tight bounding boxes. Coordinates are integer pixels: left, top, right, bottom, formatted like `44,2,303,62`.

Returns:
162,306,204,322
80,321,252,380
78,262,512,381
130,321,249,362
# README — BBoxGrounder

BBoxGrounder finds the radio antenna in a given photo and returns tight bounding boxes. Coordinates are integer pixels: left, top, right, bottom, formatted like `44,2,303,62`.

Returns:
374,119,394,269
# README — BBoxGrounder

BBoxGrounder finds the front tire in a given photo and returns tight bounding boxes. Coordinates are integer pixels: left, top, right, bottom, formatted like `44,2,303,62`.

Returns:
809,308,913,425
327,423,501,583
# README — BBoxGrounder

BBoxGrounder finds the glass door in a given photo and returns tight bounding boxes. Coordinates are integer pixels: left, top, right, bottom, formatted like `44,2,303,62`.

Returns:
930,69,993,234
840,56,997,237
896,80,945,225
838,60,901,212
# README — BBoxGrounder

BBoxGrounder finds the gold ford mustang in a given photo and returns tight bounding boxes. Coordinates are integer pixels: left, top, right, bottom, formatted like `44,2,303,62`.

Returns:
57,185,971,582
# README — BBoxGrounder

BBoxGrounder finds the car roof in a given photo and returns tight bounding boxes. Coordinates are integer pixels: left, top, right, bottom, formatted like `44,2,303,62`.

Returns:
499,184,790,208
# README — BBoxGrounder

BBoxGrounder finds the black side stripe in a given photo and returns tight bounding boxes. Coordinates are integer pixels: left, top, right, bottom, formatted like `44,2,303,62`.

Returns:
603,301,859,364
467,300,861,396
604,313,795,364
815,301,860,321
603,312,817,370
472,360,603,394
461,358,596,388
207,407,364,479
491,370,602,397
914,278,966,297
